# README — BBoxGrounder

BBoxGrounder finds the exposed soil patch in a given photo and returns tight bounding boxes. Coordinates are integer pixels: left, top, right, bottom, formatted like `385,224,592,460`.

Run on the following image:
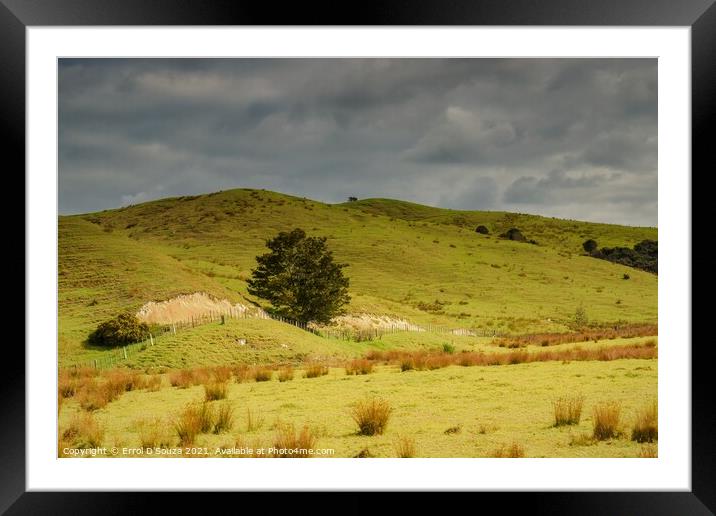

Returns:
136,292,253,325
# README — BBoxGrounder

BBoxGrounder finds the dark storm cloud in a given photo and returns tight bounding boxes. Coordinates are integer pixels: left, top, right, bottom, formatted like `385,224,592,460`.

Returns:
59,58,657,226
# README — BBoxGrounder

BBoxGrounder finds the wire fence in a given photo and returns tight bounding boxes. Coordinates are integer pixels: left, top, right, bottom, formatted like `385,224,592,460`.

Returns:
67,307,501,371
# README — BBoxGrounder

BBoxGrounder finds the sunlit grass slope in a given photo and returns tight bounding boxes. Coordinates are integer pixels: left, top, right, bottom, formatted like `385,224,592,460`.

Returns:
59,188,657,364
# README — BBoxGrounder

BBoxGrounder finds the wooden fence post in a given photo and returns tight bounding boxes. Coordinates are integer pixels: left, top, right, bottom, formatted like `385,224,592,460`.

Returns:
123,347,128,360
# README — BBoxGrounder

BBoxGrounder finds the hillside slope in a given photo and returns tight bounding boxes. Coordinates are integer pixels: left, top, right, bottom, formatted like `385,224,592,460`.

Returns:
59,188,657,364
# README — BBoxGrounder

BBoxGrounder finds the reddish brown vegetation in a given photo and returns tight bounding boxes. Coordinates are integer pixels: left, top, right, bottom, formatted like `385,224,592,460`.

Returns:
494,323,657,348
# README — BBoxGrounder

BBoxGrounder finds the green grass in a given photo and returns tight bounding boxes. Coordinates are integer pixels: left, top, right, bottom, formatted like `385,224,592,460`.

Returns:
58,358,657,458
59,188,657,366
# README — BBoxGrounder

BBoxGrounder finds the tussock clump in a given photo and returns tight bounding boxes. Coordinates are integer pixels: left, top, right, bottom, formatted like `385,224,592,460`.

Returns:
278,367,295,382
345,359,374,375
490,442,525,458
76,380,117,411
145,374,162,391
444,425,462,435
394,436,416,458
212,366,233,383
592,401,621,440
552,394,585,426
175,402,215,446
252,367,273,382
169,369,194,389
246,408,264,432
232,365,251,383
568,433,596,447
62,413,104,449
352,398,392,436
136,417,172,449
272,423,317,458
213,403,234,434
204,381,228,401
304,364,329,379
631,401,658,443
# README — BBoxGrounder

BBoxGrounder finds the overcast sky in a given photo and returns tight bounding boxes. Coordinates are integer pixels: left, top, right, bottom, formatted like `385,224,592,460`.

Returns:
59,58,657,226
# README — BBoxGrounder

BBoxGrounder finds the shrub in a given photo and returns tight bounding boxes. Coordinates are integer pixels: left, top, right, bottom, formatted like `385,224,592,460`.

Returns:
623,273,631,280
213,403,234,434
345,359,373,375
62,413,104,449
272,423,318,458
574,305,588,328
88,313,150,347
592,401,621,440
552,394,585,426
304,364,329,378
491,442,525,458
582,239,598,253
204,381,228,401
278,367,295,382
352,398,392,436
475,225,489,235
500,228,526,242
394,436,416,458
631,401,658,443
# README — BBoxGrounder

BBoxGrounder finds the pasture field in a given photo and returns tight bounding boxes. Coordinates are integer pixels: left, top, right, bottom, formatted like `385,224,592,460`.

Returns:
57,189,658,458
58,353,657,458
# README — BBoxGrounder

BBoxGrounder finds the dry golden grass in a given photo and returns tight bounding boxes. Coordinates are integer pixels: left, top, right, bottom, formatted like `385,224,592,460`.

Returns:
495,324,658,348
213,402,234,434
631,400,658,443
351,398,392,436
304,363,329,379
204,381,228,401
272,423,317,458
345,359,374,375
145,374,162,392
490,442,525,458
212,365,233,383
637,444,658,458
552,394,585,426
169,369,194,389
394,436,416,458
174,402,215,446
246,408,264,432
277,366,294,382
61,413,104,449
592,401,622,440
232,365,251,383
252,367,273,382
136,417,173,448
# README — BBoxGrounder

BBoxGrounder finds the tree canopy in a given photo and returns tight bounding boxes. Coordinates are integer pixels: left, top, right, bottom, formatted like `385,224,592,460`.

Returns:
247,228,351,324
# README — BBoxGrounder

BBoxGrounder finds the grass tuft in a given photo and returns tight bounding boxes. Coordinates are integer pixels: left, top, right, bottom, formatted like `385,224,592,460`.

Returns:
272,423,318,458
552,394,585,426
592,401,621,440
490,442,525,458
631,400,658,443
394,436,416,458
351,398,392,436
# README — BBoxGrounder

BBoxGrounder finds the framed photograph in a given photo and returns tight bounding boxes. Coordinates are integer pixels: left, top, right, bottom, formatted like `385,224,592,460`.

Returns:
8,0,712,512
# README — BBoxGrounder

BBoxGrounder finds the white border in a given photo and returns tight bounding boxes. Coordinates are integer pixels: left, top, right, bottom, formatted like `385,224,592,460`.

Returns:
27,27,690,491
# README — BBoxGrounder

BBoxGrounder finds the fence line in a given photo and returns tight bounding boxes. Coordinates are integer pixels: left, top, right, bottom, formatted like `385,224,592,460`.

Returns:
67,306,498,371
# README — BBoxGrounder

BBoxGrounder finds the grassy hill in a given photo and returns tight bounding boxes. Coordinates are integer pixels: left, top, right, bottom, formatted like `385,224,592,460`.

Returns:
59,188,657,366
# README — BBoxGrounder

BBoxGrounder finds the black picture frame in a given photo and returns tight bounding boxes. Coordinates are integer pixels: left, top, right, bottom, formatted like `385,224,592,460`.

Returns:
6,0,712,513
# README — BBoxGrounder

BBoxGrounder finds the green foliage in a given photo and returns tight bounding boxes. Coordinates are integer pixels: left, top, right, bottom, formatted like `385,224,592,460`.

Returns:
574,305,589,328
582,239,598,253
247,228,350,324
88,313,149,347
591,239,657,274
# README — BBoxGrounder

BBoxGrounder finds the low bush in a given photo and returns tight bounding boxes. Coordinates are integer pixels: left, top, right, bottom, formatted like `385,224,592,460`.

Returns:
88,313,150,347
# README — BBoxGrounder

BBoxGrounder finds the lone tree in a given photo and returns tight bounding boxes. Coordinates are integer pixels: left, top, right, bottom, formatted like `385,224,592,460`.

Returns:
247,228,350,324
